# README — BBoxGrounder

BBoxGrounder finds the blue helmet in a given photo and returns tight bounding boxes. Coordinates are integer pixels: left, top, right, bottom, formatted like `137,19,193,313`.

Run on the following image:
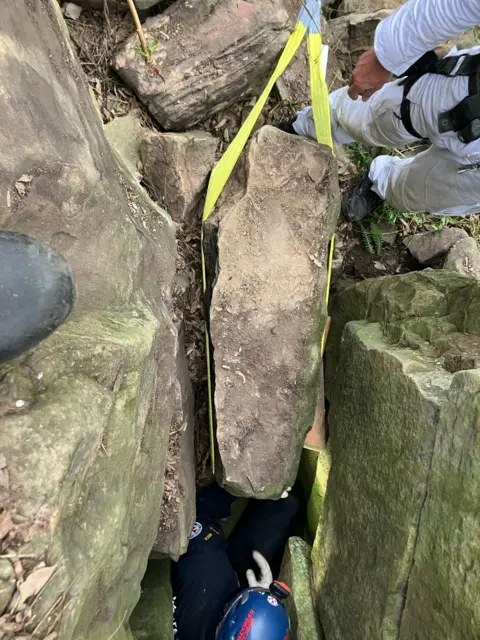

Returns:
216,582,291,640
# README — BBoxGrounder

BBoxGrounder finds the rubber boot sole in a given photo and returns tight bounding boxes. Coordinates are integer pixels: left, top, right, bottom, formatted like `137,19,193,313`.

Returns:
0,231,75,363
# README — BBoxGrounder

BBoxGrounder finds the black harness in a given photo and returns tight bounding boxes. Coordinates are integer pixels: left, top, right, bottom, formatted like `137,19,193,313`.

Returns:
400,50,480,144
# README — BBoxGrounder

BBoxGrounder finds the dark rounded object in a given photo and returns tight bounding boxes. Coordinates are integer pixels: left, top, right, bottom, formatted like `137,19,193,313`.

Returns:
0,230,75,364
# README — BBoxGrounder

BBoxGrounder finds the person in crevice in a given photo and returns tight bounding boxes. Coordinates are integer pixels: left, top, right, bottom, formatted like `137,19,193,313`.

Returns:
172,483,300,640
281,0,480,221
0,231,75,365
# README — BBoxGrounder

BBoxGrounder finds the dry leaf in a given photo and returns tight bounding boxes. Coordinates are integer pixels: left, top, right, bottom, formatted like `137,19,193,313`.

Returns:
15,182,26,197
0,510,13,540
308,254,323,268
373,261,387,272
18,566,55,606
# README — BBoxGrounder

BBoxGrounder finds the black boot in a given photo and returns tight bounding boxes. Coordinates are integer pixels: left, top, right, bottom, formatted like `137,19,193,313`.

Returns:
0,231,75,364
341,171,382,222
276,119,298,135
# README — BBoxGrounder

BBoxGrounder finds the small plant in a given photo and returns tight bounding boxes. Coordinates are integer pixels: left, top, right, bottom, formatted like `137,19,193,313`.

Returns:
135,38,159,61
347,142,373,179
360,221,383,255
370,221,383,254
360,223,374,254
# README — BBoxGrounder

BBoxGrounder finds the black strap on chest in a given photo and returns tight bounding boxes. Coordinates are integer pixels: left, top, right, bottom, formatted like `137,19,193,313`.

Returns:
399,50,480,144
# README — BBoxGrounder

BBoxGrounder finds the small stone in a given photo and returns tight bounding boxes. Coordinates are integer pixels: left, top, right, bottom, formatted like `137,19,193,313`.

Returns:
444,236,480,281
404,228,468,265
15,400,25,408
63,3,83,19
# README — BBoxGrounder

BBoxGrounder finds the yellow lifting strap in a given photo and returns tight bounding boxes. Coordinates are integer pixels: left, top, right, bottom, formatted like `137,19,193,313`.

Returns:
201,0,333,472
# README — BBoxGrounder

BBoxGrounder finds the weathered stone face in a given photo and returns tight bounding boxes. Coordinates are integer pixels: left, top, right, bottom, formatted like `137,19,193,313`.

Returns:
339,0,405,13
112,0,291,130
205,126,340,498
279,537,322,640
315,270,480,640
328,10,395,70
141,131,217,224
0,2,185,638
444,236,480,281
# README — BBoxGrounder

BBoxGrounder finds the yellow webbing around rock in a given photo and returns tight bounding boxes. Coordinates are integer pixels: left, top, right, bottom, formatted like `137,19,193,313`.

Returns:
202,0,332,471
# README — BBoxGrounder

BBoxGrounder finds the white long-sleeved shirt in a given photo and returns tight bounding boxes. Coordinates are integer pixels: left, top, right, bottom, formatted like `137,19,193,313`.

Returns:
375,0,480,163
375,0,480,75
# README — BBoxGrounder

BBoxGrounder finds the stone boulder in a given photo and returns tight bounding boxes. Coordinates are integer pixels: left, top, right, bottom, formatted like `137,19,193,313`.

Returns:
328,10,395,70
315,270,480,639
279,537,321,640
113,0,291,130
444,235,480,281
141,131,217,223
276,41,345,105
339,0,405,13
204,126,340,498
0,2,187,638
403,227,467,265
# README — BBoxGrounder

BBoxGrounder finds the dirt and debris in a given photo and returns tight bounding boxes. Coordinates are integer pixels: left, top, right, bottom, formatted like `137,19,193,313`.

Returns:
66,6,158,126
0,454,60,640
156,428,182,536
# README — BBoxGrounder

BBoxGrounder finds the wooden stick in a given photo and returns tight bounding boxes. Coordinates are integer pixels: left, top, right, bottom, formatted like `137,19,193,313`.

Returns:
126,0,148,55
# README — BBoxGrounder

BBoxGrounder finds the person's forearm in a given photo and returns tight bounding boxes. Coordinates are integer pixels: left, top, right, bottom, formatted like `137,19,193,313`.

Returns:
375,0,480,75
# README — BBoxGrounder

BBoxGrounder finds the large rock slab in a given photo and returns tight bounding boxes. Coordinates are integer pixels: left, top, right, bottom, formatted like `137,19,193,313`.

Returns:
113,0,291,130
152,328,196,561
315,270,480,639
279,537,321,640
204,126,340,498
0,2,187,638
141,131,217,223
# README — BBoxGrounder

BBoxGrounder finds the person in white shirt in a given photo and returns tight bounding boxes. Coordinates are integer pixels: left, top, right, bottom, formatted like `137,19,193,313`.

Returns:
292,0,480,220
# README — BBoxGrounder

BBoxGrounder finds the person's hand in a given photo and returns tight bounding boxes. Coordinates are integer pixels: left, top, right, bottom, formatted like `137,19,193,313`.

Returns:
246,551,273,589
348,48,391,101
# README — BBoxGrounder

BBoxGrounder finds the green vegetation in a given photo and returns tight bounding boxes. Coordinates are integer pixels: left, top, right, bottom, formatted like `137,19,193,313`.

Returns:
135,39,159,61
346,142,480,241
